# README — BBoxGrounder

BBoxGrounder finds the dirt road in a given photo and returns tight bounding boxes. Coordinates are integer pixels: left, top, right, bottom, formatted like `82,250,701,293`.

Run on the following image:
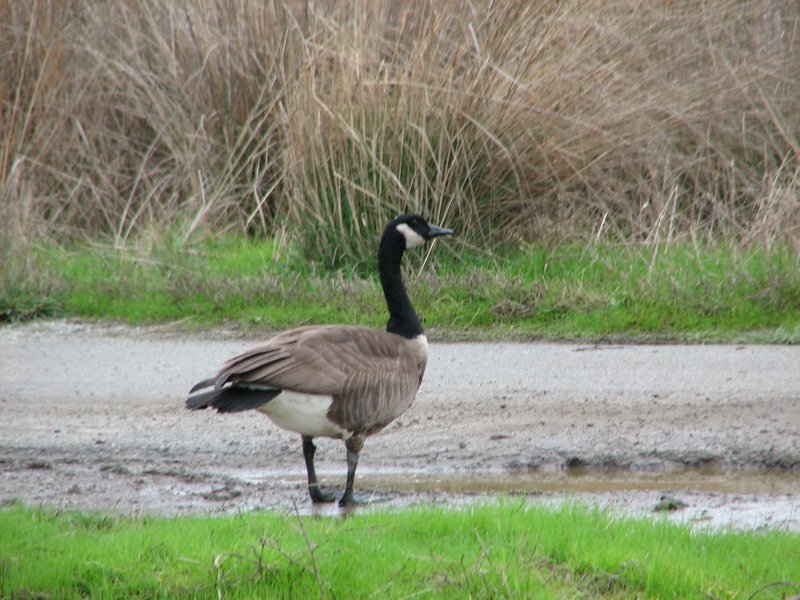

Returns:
2,320,799,529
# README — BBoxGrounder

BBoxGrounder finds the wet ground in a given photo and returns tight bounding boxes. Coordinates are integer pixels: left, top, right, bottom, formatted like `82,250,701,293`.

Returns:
1,320,799,530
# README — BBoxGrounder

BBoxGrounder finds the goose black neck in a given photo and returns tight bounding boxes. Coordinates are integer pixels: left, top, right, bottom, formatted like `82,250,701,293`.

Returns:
378,232,423,339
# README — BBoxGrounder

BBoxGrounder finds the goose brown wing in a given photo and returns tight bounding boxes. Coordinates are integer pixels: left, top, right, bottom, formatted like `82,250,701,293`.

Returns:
212,326,421,401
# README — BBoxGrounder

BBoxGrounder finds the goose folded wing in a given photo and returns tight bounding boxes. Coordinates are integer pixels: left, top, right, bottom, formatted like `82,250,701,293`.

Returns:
211,326,418,399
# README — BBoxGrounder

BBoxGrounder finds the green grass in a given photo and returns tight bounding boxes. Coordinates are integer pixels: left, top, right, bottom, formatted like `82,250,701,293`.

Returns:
2,235,799,342
0,268,62,323
2,502,799,600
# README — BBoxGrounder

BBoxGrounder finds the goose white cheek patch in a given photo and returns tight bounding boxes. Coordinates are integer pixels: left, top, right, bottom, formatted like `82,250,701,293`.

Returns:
396,223,426,248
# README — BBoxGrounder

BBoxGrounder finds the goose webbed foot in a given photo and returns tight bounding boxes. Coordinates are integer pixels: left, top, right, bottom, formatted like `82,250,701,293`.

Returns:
338,488,390,508
308,483,337,503
339,487,357,508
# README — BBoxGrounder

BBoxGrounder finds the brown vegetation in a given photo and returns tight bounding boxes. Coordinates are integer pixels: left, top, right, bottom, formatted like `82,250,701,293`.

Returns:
2,0,799,262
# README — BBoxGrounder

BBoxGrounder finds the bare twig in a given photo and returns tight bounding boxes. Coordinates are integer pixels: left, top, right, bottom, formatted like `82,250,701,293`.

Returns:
288,499,330,600
747,581,800,600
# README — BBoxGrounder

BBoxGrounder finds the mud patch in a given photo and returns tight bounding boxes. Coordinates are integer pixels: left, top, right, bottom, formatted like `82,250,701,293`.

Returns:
1,320,799,529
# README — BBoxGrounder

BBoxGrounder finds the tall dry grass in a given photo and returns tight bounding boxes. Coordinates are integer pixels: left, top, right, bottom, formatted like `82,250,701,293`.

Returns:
1,0,799,265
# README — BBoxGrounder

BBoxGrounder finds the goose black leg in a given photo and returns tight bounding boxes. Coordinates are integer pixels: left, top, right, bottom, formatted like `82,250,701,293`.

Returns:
302,436,336,503
339,436,365,507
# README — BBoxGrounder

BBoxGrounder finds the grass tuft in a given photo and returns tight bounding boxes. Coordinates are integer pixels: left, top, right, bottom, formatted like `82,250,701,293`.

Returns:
0,271,62,323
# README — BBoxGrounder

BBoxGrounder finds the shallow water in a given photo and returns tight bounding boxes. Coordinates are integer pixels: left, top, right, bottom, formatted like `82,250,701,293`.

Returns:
363,469,800,495
241,467,800,496
230,467,800,527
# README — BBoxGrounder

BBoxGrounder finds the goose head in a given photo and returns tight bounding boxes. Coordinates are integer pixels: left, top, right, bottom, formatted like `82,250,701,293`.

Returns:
386,213,454,250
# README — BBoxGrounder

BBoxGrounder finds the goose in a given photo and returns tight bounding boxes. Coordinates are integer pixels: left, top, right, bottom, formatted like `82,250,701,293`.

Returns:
186,214,453,506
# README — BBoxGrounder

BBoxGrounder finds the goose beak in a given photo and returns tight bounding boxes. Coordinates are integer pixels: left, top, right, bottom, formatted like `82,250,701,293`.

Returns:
427,224,454,239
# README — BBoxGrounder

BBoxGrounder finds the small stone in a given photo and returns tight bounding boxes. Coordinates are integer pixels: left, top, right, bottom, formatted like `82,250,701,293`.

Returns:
27,460,53,470
654,495,688,512
565,456,585,468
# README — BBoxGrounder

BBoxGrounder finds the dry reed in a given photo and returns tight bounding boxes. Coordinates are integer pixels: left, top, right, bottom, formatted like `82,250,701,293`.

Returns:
1,0,799,264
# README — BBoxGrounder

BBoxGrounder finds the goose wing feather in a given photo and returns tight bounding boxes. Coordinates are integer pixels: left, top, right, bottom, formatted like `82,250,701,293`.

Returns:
192,325,423,433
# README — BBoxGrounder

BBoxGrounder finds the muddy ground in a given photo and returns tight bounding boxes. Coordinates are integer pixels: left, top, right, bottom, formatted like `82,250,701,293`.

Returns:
1,320,799,530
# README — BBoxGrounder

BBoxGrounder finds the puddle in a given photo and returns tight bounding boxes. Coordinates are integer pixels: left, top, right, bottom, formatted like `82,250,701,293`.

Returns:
224,468,800,528
360,469,800,495
236,468,800,496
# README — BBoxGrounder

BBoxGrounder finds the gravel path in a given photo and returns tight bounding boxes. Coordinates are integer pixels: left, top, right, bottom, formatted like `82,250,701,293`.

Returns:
2,320,799,529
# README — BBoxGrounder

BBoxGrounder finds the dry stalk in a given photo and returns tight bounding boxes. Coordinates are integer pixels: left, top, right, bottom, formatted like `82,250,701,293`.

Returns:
0,0,798,256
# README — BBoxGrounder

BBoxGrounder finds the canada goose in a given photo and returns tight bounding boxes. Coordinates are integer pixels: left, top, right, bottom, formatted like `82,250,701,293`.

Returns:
186,214,453,506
